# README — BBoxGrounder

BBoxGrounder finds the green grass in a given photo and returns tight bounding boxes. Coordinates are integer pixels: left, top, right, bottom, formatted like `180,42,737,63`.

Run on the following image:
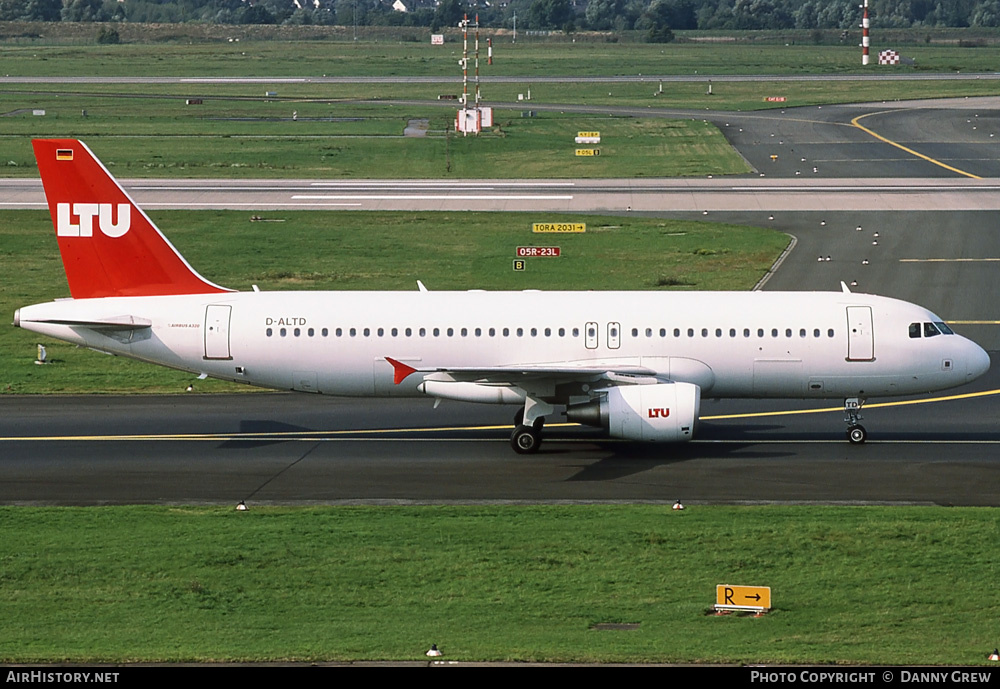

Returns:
0,95,750,177
1,504,997,664
3,38,1000,77
2,210,789,394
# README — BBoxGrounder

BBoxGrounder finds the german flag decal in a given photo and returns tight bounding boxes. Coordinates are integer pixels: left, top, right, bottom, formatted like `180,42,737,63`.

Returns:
55,149,74,161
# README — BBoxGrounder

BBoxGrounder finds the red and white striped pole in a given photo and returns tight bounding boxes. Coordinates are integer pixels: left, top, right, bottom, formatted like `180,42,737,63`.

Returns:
861,0,870,66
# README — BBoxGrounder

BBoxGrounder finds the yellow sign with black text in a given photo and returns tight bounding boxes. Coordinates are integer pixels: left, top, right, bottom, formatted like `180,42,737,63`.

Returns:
575,149,600,156
715,585,771,611
532,223,586,234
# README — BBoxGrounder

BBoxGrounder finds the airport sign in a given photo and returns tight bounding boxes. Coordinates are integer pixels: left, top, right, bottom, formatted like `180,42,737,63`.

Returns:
516,246,561,257
715,585,771,612
532,223,585,233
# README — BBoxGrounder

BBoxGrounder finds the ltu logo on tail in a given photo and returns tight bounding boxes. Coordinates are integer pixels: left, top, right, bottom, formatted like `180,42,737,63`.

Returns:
56,203,131,238
647,408,670,418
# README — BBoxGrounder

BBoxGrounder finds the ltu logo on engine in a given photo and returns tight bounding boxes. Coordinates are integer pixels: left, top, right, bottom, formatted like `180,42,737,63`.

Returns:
56,203,131,238
647,408,670,418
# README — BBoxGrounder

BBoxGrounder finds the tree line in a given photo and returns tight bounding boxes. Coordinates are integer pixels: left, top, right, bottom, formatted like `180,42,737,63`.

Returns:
2,0,999,32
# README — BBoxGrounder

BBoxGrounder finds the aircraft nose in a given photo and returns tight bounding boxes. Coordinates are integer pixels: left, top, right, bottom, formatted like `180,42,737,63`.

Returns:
967,341,991,381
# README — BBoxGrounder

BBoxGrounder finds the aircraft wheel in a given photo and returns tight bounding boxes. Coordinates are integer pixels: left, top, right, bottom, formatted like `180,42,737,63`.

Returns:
511,425,542,454
847,425,867,445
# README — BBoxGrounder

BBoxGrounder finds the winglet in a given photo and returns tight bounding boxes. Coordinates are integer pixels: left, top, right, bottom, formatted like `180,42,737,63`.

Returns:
841,281,852,293
385,357,419,385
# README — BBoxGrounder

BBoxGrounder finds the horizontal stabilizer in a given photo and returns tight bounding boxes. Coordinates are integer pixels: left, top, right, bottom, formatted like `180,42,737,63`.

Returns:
26,315,152,331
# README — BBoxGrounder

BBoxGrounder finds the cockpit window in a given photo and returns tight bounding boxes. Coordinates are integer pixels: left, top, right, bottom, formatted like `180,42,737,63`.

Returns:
911,322,954,338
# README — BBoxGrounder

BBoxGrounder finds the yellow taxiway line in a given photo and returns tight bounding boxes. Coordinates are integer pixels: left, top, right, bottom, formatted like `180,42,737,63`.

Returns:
2,390,998,441
851,111,982,179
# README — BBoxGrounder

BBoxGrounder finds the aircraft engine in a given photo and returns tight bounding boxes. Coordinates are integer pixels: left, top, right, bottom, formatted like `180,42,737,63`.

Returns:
565,382,700,442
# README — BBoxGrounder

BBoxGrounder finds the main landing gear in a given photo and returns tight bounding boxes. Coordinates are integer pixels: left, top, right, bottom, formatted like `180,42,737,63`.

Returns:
511,417,545,454
510,398,553,455
844,397,867,444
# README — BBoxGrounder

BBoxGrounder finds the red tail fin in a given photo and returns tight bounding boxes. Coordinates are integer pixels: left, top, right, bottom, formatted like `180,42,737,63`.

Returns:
32,139,231,298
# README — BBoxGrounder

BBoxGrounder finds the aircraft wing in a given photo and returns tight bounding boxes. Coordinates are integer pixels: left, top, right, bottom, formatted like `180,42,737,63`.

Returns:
385,357,662,386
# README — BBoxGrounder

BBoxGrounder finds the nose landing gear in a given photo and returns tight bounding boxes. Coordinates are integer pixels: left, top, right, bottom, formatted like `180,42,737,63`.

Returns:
844,397,867,444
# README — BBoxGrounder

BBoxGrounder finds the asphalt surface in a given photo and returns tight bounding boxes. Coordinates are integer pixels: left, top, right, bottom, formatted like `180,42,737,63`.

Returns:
3,94,999,505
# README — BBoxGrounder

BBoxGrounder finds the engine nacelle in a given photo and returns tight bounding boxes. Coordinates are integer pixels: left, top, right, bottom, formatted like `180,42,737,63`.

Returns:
566,382,700,442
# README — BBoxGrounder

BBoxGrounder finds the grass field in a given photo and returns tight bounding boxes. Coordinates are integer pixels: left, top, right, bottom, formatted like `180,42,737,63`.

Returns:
2,210,788,394
2,36,1000,77
1,504,997,664
0,101,751,178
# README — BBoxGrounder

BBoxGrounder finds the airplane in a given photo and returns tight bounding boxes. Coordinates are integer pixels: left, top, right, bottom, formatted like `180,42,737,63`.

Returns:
14,139,991,454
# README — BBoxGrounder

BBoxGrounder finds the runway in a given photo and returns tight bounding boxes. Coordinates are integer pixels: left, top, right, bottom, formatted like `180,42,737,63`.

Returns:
6,177,1000,212
4,94,999,505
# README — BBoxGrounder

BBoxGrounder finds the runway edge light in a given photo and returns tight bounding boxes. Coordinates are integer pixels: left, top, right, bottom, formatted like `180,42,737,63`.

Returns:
426,644,442,657
989,648,999,661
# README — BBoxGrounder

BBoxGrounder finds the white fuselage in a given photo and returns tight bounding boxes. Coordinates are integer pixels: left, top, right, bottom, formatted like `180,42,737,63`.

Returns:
16,289,990,403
